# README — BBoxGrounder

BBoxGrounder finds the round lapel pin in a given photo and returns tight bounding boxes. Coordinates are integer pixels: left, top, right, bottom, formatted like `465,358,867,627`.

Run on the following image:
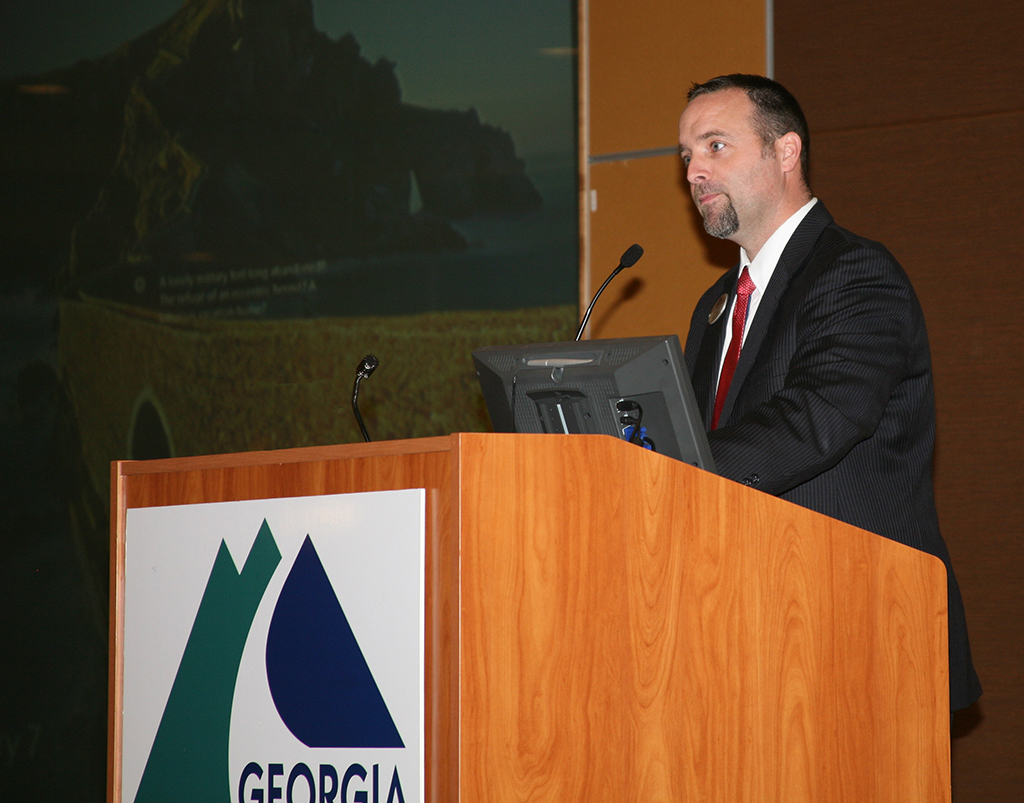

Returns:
709,293,728,325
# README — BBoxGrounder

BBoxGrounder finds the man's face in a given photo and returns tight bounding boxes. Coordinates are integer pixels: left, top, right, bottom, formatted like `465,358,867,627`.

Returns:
678,88,785,252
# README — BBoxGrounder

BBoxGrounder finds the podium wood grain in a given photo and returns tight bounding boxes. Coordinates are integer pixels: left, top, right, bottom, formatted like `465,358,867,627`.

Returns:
111,433,949,803
456,434,948,802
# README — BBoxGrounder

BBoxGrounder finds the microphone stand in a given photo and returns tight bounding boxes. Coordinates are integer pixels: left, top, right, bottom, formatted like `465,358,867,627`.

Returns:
575,243,643,341
351,354,379,442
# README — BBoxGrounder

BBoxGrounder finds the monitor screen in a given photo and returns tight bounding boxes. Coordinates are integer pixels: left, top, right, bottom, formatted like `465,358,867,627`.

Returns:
472,335,716,472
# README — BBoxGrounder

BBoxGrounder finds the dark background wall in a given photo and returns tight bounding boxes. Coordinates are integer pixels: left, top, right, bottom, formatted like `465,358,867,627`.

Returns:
775,1,1024,798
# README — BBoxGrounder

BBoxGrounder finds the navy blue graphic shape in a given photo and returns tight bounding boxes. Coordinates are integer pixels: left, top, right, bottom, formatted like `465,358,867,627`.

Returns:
266,535,405,748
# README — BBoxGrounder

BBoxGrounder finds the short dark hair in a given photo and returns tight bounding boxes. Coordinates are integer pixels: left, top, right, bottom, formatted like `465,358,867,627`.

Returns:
688,74,811,188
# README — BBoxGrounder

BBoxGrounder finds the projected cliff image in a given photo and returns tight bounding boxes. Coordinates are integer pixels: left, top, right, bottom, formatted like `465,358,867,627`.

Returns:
0,1,577,795
37,0,561,318
0,0,578,482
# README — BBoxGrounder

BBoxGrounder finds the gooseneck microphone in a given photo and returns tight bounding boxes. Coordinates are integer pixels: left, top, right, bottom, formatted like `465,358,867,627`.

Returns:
352,354,379,442
575,243,644,341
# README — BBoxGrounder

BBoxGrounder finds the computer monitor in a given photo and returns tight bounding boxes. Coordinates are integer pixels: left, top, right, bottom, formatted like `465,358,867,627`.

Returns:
472,335,716,472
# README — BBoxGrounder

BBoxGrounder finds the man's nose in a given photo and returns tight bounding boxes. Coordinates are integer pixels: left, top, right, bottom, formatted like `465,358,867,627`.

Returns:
687,157,709,184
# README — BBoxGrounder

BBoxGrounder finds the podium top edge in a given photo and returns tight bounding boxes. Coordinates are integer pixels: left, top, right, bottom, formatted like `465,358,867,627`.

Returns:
113,435,458,476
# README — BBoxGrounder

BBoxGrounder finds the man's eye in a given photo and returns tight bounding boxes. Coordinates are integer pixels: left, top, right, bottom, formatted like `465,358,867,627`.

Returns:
711,141,725,152
681,154,691,165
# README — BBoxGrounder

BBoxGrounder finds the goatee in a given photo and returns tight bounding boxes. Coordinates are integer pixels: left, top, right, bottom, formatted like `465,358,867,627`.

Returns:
701,199,740,239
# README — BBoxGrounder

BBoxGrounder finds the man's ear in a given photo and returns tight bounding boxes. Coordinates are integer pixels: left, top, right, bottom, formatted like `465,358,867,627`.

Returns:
777,132,802,174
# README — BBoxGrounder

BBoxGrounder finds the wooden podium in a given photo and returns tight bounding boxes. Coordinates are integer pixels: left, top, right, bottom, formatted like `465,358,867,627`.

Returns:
110,433,950,802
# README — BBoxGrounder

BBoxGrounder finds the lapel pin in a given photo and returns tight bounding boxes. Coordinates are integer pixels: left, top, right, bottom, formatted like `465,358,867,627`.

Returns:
709,293,728,325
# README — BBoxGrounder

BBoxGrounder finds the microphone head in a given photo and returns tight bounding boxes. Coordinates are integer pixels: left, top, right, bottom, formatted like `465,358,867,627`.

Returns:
357,354,379,378
620,243,644,268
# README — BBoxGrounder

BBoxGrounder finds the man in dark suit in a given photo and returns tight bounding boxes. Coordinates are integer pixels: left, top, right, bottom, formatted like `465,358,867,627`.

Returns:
678,74,982,711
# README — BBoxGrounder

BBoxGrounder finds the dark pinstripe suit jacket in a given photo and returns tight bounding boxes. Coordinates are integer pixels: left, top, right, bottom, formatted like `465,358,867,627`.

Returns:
683,201,982,711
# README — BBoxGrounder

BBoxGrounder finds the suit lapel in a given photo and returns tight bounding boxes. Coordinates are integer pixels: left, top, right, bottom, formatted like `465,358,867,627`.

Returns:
692,272,735,422
716,202,834,427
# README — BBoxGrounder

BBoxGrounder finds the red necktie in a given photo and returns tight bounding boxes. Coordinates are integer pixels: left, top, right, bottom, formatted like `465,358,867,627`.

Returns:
711,267,755,430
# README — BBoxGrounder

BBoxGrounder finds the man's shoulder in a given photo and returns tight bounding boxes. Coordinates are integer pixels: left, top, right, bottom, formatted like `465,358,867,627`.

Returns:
794,204,905,279
820,219,892,254
789,212,924,324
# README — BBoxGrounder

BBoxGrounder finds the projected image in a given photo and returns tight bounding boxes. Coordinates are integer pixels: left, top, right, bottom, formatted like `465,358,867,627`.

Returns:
3,0,577,318
0,2,578,797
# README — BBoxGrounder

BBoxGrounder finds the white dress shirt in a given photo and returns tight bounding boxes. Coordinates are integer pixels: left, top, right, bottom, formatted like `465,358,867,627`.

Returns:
717,198,819,379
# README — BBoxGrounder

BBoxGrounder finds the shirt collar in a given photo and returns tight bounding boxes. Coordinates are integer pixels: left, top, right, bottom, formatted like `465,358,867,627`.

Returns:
739,198,818,293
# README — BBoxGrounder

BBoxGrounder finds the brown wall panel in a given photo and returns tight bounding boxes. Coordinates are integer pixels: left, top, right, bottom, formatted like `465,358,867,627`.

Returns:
586,155,732,340
586,0,766,157
776,2,1024,132
580,0,765,339
777,2,1024,799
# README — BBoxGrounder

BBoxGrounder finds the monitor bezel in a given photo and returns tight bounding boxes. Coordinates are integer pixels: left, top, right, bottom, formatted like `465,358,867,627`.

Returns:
472,335,716,472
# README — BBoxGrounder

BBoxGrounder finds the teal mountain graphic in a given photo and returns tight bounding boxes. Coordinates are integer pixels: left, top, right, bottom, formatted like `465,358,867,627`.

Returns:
133,520,281,803
265,535,405,747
